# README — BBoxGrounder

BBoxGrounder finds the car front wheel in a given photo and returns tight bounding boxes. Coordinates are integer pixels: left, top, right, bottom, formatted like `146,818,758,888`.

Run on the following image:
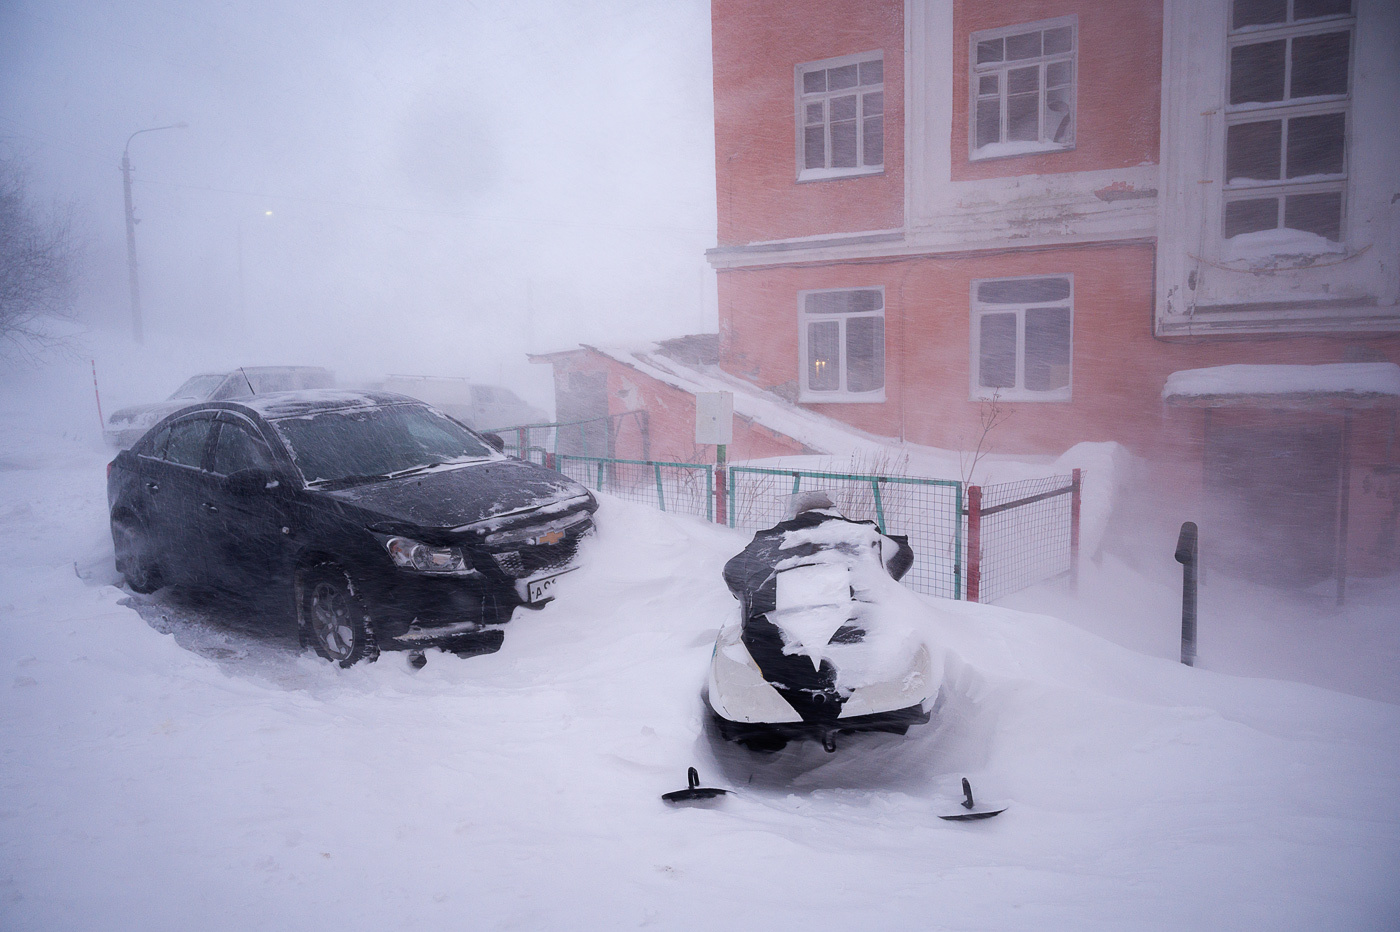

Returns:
300,563,379,667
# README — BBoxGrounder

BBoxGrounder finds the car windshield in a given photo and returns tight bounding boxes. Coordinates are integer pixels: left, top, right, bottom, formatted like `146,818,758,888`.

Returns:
271,403,495,487
167,374,228,401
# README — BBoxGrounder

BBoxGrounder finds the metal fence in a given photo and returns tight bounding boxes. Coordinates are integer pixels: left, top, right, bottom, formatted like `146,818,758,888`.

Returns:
726,466,965,600
555,455,714,521
965,471,1081,604
483,410,651,464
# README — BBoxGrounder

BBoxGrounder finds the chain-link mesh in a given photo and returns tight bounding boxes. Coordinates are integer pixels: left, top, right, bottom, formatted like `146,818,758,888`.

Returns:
974,474,1076,603
726,466,964,600
556,455,713,521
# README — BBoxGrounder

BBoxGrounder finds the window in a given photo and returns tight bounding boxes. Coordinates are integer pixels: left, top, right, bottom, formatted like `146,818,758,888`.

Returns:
799,289,885,402
970,17,1076,160
1223,0,1352,244
210,421,273,476
162,417,216,468
796,52,884,181
971,277,1072,401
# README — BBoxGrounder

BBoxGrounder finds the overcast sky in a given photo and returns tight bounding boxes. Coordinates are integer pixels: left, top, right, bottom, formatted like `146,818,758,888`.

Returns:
0,0,717,387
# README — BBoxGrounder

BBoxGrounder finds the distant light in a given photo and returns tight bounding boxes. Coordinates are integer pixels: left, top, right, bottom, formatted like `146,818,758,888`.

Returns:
264,210,274,217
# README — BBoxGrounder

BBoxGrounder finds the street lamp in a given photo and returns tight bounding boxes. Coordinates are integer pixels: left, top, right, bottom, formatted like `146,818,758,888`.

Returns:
121,121,187,344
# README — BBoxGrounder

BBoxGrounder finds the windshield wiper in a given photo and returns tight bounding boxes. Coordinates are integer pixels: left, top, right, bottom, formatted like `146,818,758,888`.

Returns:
311,473,395,491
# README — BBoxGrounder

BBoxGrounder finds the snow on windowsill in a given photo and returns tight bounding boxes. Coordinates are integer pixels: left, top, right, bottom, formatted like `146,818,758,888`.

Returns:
1222,228,1344,262
970,139,1072,161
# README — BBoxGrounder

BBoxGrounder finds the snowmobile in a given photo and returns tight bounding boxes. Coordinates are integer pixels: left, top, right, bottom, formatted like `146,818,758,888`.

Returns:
704,493,940,753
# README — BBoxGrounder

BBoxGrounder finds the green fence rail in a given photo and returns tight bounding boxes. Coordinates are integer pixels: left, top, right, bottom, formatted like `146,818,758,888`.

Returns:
726,465,964,600
555,455,714,522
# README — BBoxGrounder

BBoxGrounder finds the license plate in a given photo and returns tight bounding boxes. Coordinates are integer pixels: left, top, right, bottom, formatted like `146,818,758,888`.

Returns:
521,569,572,603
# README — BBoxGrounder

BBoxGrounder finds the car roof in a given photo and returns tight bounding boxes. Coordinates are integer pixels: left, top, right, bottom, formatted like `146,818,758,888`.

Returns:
210,389,422,420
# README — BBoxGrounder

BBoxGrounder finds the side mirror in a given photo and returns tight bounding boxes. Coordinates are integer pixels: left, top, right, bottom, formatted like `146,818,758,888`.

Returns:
225,467,288,497
482,432,507,453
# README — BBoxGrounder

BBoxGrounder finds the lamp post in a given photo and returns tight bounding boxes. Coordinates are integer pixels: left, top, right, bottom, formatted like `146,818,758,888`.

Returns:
121,122,187,344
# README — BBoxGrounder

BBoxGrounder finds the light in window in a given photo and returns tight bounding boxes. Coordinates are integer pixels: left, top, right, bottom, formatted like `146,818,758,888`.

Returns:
801,289,885,399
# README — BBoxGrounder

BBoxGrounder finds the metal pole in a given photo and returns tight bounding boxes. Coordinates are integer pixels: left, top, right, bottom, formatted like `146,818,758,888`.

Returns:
1175,521,1198,667
1336,409,1352,606
715,443,727,526
1070,468,1082,593
121,151,143,344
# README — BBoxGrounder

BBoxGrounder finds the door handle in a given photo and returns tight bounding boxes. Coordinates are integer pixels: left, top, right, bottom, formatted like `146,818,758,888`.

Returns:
201,502,218,513
145,481,159,493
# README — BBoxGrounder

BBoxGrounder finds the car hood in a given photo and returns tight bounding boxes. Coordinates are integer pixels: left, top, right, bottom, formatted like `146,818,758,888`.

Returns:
323,458,594,533
107,400,191,429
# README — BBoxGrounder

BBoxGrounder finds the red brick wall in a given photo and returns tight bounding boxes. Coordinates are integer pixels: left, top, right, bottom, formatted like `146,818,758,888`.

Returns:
712,0,904,245
951,0,1162,180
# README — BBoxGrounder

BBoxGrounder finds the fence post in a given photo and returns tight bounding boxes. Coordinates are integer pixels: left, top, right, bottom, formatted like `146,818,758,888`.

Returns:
966,485,982,603
653,462,666,512
545,452,556,470
715,448,727,526
516,427,527,460
1070,468,1082,594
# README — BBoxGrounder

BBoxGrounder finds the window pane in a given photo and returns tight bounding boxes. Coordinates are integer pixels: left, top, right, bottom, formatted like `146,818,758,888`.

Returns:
1007,93,1039,141
1006,32,1042,60
1230,41,1286,104
1224,197,1279,236
1043,25,1073,55
803,70,825,94
977,38,1003,64
846,316,885,393
978,75,999,96
1024,307,1071,391
1046,88,1074,144
806,290,882,314
830,94,857,121
164,418,213,468
1287,112,1345,177
830,119,858,168
829,64,858,90
859,59,883,85
808,322,840,391
804,125,825,169
976,97,1002,148
978,314,1018,389
1226,120,1283,181
864,115,883,165
1293,0,1350,19
211,423,271,476
1291,32,1349,98
978,277,1071,303
806,102,823,125
1046,60,1072,88
1284,191,1342,240
863,90,883,116
1233,0,1286,28
1008,66,1039,94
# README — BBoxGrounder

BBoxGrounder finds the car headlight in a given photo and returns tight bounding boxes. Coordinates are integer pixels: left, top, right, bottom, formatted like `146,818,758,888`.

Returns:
379,535,474,576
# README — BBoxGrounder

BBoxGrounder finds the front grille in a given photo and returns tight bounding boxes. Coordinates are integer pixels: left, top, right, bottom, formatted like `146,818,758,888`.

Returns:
486,517,591,579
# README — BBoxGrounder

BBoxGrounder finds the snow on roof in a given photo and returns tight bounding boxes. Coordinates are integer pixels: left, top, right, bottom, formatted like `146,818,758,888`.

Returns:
1162,363,1400,408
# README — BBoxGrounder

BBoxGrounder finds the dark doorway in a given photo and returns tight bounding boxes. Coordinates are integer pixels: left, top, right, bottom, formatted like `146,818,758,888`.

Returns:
1204,413,1342,587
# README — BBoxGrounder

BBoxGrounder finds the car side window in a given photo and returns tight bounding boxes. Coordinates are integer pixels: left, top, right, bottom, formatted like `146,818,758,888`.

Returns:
141,425,173,459
162,417,215,468
209,421,273,476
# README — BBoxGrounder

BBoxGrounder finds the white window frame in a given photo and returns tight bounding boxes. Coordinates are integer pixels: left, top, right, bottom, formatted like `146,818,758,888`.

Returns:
969,275,1073,402
968,15,1078,161
1221,0,1354,246
798,287,886,403
795,51,885,182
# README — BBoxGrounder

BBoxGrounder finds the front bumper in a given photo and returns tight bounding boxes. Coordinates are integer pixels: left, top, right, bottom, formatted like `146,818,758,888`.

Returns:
709,703,931,746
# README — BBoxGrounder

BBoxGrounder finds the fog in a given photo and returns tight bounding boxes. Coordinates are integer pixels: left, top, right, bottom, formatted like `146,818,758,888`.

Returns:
1,0,717,400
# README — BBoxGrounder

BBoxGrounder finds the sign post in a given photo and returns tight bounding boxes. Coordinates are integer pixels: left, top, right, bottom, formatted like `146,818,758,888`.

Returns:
696,392,734,525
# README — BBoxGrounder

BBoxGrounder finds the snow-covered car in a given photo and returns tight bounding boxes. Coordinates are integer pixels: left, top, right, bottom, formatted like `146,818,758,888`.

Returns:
375,375,548,430
103,366,336,448
106,390,597,665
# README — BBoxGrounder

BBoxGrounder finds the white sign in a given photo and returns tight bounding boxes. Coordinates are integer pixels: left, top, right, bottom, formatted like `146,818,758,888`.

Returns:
694,391,734,445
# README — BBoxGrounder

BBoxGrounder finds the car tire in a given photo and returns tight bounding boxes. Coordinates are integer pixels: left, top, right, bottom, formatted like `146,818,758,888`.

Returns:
112,513,163,594
300,563,379,667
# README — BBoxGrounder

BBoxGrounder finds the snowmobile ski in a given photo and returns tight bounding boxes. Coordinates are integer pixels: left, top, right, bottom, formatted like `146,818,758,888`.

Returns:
938,778,1006,821
662,767,728,804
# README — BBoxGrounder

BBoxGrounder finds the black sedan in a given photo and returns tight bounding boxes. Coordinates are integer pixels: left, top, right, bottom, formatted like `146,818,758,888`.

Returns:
107,390,597,665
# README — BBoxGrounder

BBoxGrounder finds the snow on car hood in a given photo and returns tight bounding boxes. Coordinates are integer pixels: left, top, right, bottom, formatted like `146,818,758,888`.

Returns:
107,400,189,429
322,458,593,533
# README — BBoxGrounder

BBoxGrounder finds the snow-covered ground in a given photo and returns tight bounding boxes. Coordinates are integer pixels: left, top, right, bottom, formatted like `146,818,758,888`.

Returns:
2,350,1398,930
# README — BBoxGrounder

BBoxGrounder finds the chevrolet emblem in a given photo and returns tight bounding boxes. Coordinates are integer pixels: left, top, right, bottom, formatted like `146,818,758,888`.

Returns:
535,529,565,546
